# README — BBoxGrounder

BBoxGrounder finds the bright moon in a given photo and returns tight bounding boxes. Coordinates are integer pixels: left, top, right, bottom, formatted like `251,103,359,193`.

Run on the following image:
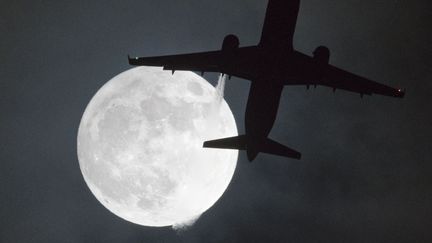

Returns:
77,67,238,228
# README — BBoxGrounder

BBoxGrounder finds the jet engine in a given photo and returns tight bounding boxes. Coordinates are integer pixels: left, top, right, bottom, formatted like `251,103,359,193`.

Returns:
222,34,240,52
313,46,330,64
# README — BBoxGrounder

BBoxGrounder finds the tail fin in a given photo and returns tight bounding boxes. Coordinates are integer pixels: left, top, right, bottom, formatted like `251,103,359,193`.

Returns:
203,135,301,160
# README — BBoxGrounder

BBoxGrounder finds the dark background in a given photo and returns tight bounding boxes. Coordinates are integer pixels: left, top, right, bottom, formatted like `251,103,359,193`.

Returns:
1,0,431,242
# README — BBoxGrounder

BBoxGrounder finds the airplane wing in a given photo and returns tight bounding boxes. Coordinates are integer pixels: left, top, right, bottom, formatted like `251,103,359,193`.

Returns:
129,46,261,81
259,0,300,49
319,64,405,98
289,52,405,98
128,51,222,73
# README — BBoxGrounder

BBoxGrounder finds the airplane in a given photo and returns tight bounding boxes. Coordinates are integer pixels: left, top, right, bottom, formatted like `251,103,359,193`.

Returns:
128,0,405,161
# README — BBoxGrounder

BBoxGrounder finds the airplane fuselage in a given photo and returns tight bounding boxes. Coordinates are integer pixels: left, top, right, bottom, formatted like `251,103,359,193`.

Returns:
245,78,284,161
236,46,321,160
237,47,293,160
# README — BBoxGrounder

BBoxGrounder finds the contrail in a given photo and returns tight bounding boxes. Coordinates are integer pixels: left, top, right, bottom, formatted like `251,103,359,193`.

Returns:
215,73,227,102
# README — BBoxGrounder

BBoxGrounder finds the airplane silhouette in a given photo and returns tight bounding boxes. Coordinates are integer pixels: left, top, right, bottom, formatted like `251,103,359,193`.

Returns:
129,0,405,161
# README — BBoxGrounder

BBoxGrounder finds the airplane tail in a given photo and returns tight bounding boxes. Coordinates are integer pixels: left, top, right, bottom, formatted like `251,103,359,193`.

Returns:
203,135,301,161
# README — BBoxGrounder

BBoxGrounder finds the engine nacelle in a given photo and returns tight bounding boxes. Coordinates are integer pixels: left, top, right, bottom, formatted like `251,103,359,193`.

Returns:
222,34,240,52
313,46,330,64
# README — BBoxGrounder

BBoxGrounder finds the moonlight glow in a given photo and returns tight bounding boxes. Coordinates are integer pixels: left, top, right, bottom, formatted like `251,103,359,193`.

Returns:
77,67,238,228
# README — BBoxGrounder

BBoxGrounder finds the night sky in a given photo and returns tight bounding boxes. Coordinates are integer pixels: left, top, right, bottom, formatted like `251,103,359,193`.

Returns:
2,0,432,242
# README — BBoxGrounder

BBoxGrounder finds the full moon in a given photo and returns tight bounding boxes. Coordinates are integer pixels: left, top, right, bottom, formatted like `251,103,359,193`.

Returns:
77,67,238,228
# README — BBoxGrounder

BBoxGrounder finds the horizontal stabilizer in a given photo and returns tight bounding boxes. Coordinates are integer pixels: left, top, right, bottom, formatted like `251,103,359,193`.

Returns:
203,135,247,150
262,138,301,159
203,135,301,160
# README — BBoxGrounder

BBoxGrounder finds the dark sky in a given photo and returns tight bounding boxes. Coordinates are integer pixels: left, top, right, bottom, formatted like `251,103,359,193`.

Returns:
1,0,432,242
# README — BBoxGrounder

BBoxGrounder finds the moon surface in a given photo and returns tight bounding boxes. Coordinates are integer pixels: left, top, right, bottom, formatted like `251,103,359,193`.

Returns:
77,67,238,228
